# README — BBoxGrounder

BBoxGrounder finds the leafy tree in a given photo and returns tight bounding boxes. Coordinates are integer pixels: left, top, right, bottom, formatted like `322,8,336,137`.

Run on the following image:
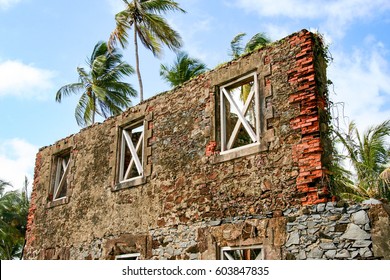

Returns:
333,120,390,201
160,51,207,87
109,0,186,102
56,41,136,127
0,178,29,260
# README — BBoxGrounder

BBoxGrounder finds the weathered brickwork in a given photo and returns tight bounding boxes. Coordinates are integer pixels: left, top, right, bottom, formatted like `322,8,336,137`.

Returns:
23,30,389,260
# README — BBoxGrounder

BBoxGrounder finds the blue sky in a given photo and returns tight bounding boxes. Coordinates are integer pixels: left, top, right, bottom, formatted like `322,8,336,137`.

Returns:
1,0,390,190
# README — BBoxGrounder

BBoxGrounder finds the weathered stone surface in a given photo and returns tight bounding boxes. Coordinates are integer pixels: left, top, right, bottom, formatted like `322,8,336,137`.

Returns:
352,240,372,248
347,205,362,214
320,242,337,250
338,214,351,224
340,224,371,240
369,204,390,259
352,210,369,225
297,250,307,260
209,220,221,226
308,247,323,259
324,250,336,259
335,249,350,258
285,232,300,247
359,247,373,258
317,203,326,212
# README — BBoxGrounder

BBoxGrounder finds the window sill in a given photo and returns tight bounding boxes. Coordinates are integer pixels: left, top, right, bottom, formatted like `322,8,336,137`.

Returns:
46,197,69,208
212,142,267,164
113,176,146,191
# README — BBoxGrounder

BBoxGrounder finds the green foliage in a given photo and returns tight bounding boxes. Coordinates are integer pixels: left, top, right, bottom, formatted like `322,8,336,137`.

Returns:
230,33,246,59
331,120,390,202
0,178,29,260
160,51,207,87
109,0,186,101
56,41,136,127
229,32,271,59
228,32,271,104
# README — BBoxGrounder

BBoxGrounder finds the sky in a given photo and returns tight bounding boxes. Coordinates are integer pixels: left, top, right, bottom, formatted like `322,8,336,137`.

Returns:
1,0,390,191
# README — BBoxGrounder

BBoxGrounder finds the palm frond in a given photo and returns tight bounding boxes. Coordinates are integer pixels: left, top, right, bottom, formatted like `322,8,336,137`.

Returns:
230,33,246,59
109,10,132,50
160,51,207,87
55,83,84,102
244,32,271,53
141,0,186,14
57,41,135,126
75,91,92,127
333,119,390,201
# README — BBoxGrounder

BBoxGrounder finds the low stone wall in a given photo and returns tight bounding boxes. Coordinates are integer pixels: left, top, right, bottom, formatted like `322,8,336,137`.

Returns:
284,202,374,259
30,202,388,260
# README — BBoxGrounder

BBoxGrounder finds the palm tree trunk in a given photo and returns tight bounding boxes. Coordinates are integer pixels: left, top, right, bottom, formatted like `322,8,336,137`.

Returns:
134,23,144,102
92,95,96,124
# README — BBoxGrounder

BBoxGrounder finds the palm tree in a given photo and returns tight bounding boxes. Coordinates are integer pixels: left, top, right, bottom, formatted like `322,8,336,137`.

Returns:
0,178,29,260
229,32,271,103
160,51,207,87
109,0,186,102
229,32,271,59
334,120,390,201
56,41,136,127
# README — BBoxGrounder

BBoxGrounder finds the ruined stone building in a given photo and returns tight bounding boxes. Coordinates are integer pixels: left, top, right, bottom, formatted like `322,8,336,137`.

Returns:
24,30,390,260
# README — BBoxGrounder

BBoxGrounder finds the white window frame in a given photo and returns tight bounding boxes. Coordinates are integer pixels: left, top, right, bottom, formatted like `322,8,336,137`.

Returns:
115,253,140,260
53,154,70,201
220,245,263,260
220,72,260,154
119,121,145,183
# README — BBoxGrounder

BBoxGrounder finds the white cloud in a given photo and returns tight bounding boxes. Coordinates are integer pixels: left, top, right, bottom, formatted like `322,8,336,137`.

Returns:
0,0,21,10
106,0,125,15
234,0,390,38
329,39,390,132
0,138,38,192
0,60,56,99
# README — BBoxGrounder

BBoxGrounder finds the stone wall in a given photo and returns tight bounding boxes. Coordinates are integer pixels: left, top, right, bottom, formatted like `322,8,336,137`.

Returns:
25,203,389,260
284,202,375,259
24,30,351,260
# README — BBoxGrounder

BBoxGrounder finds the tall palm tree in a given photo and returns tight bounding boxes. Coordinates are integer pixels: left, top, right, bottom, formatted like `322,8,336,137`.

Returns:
0,178,29,260
160,51,207,87
56,41,136,127
334,120,390,201
109,0,186,102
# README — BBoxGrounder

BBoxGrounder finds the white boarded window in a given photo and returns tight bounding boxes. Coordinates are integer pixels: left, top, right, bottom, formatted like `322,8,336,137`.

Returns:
221,245,263,260
220,72,260,153
119,122,144,182
115,253,140,260
52,153,70,201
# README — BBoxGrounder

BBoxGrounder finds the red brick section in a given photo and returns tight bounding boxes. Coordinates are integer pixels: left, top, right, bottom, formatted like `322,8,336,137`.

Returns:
288,30,329,206
23,152,42,257
205,141,217,156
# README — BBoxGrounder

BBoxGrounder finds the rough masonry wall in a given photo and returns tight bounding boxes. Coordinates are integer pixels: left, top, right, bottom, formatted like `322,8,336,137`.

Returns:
24,30,336,260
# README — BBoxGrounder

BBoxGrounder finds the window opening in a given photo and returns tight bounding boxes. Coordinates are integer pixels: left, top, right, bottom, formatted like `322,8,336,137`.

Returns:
115,253,140,260
119,122,144,182
53,154,70,200
220,245,263,260
220,72,260,153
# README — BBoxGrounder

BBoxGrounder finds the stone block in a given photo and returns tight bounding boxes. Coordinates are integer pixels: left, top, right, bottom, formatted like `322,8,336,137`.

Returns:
352,210,369,225
285,231,300,247
340,223,371,240
335,249,350,259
